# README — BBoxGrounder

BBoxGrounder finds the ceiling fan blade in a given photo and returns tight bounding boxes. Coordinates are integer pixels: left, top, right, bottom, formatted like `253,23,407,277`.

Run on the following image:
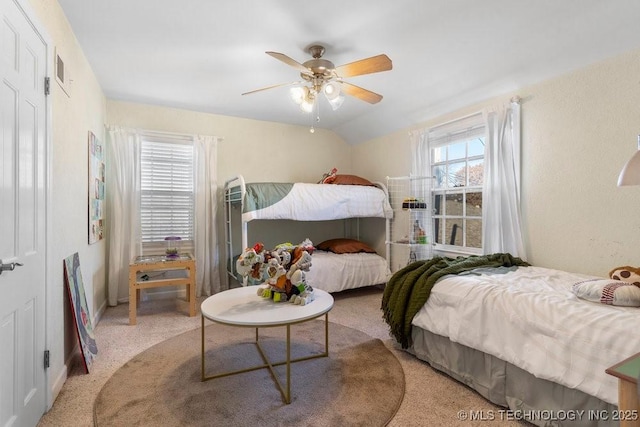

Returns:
266,51,311,74
242,81,301,96
334,54,392,78
340,81,383,104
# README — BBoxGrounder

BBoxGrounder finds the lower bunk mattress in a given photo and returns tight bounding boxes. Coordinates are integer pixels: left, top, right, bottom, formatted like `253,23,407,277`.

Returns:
408,265,639,424
305,250,391,293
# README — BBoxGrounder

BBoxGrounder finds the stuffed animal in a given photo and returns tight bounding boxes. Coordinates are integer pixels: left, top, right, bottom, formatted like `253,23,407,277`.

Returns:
287,247,312,276
290,283,315,306
241,239,316,304
264,257,286,286
609,266,640,287
318,167,338,184
235,246,264,279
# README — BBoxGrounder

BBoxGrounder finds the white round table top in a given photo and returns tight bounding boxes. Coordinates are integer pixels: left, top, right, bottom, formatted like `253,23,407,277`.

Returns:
200,286,334,327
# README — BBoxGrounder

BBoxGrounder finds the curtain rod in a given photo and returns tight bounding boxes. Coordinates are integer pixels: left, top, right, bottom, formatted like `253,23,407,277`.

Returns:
139,128,224,142
410,94,522,136
106,124,223,141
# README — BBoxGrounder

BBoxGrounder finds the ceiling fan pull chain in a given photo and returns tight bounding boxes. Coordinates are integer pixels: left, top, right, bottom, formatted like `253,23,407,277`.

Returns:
310,96,321,133
309,99,316,133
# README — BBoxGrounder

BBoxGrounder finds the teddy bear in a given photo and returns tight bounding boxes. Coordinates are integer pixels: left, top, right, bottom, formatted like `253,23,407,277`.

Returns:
269,244,313,295
289,283,315,306
318,167,338,184
235,243,265,280
239,239,315,303
609,266,640,287
264,257,286,286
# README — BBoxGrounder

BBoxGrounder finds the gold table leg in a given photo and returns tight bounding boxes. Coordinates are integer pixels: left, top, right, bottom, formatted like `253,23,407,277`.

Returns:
200,312,330,404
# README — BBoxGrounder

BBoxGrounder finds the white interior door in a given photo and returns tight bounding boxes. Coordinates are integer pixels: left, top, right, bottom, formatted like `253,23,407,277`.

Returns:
0,0,48,426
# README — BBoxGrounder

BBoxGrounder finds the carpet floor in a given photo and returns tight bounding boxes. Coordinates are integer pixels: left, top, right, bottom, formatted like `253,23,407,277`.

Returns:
38,285,527,426
94,320,404,426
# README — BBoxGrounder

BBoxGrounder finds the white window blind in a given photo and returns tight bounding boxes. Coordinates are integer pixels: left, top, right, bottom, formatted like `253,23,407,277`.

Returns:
140,137,195,244
428,112,485,147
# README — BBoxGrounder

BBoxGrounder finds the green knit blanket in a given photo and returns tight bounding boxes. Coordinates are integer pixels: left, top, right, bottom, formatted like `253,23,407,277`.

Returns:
381,253,530,349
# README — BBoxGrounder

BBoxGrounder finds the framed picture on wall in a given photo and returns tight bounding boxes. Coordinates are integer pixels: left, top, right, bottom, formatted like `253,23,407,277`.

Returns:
88,131,105,244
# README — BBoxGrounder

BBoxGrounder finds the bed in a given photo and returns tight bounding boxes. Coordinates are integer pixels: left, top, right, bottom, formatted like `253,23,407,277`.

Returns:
223,174,393,292
382,255,640,426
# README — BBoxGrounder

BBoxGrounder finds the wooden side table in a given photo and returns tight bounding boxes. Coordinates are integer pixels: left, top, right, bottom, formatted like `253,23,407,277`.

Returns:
128,253,196,325
606,351,640,427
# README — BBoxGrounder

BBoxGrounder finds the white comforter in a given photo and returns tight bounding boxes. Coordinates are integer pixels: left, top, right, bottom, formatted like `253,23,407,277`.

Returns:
243,183,393,222
411,266,640,405
304,250,391,293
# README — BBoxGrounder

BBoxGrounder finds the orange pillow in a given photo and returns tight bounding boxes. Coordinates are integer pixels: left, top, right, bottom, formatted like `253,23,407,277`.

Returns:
316,238,376,254
330,174,374,186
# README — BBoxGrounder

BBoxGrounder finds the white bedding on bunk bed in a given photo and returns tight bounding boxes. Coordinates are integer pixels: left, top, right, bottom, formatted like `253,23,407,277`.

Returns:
225,176,392,291
242,182,392,222
411,265,640,405
305,250,391,293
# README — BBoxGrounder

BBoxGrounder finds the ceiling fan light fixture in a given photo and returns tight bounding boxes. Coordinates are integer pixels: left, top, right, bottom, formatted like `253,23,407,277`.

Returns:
323,81,341,100
300,98,315,113
290,86,307,105
290,86,316,113
327,94,345,111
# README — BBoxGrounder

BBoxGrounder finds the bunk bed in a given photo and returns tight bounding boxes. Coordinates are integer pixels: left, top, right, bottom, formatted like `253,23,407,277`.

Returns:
223,175,393,292
382,255,640,426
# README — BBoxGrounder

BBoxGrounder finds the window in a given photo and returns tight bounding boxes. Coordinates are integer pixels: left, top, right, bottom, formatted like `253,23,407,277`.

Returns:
428,113,485,254
140,135,195,253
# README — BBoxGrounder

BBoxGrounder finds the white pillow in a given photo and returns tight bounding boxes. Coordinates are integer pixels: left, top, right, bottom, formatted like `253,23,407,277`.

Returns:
572,279,640,307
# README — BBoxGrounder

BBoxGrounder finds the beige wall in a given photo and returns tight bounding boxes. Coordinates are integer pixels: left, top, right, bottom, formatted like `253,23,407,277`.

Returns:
27,0,107,405
354,49,640,277
106,101,352,184
520,49,640,275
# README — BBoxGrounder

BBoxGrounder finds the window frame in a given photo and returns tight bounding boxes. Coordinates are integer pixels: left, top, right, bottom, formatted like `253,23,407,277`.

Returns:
427,113,486,255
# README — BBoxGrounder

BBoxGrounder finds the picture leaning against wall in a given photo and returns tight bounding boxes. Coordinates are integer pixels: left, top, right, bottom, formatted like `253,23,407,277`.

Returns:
63,252,98,373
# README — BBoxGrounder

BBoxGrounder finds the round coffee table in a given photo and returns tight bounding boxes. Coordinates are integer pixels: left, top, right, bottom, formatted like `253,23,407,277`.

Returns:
200,286,334,404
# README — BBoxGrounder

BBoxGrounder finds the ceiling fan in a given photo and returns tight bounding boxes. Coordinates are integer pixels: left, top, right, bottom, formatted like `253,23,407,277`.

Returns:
242,45,392,111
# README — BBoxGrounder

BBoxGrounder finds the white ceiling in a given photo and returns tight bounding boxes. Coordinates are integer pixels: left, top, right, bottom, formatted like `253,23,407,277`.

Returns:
57,0,640,145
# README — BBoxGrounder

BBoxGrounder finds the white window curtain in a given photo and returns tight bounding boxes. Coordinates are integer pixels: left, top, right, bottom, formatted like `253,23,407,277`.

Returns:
106,127,221,305
482,98,526,258
410,129,428,177
194,135,221,296
106,126,141,306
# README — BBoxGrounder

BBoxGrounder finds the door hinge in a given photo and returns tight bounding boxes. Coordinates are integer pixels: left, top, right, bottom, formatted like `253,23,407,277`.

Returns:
44,350,50,369
44,77,50,96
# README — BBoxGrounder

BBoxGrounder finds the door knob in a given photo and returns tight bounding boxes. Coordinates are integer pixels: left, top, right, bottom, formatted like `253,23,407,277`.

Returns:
0,261,23,275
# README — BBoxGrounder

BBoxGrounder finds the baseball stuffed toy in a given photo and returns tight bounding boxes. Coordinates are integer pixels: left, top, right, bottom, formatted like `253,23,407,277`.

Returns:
609,266,640,287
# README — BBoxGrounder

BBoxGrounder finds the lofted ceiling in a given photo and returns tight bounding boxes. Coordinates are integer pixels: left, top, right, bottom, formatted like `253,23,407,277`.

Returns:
57,0,640,145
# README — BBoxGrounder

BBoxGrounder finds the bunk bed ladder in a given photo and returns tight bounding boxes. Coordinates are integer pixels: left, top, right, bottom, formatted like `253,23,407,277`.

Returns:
223,175,249,288
223,185,234,289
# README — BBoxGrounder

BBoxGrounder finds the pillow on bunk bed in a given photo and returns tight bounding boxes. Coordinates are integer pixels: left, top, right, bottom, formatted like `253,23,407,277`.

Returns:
572,278,640,307
320,173,374,186
318,167,375,186
316,238,377,254
329,174,375,186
